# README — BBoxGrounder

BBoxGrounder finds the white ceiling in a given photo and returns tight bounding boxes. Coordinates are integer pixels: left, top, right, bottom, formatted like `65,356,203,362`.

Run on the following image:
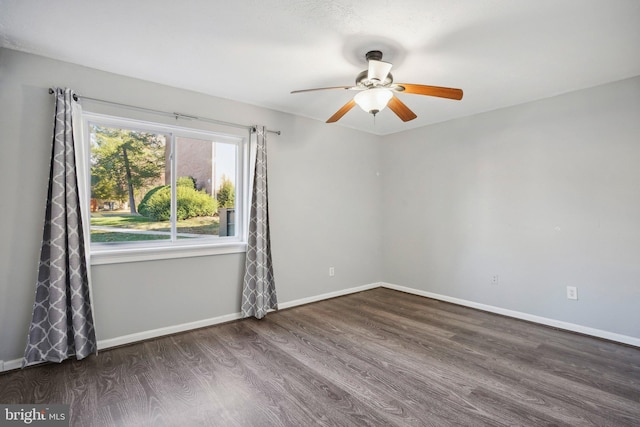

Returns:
1,0,639,135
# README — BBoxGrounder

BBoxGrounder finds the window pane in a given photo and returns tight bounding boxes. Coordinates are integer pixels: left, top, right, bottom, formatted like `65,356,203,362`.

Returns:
174,136,237,239
89,124,169,243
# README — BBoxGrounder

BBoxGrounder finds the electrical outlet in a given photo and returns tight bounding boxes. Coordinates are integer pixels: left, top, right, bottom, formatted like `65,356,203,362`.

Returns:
491,275,499,285
329,267,335,277
566,286,578,300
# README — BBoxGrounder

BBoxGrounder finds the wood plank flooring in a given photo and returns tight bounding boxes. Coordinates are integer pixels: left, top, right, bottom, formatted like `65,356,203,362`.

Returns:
1,288,639,426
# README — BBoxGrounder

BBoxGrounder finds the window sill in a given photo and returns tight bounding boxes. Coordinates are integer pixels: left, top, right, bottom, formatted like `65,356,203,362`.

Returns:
90,241,247,265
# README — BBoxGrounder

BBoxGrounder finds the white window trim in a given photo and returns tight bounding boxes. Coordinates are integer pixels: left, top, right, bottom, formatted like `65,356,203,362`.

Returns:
83,112,250,264
90,241,248,265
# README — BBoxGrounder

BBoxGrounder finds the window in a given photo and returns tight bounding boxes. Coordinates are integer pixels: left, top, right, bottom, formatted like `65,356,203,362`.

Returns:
83,113,247,263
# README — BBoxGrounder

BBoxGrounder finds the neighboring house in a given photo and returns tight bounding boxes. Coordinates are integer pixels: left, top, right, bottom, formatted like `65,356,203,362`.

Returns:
171,137,215,195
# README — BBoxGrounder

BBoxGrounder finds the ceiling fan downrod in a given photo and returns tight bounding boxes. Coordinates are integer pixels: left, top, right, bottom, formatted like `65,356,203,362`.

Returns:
365,50,384,61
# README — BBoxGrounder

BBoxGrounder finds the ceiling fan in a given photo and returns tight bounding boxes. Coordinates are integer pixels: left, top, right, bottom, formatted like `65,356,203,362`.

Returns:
291,50,463,123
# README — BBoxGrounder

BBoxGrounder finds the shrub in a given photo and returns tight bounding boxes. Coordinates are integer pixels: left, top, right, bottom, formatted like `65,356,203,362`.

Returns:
216,175,235,208
138,177,218,221
175,185,218,220
138,185,171,220
177,176,196,188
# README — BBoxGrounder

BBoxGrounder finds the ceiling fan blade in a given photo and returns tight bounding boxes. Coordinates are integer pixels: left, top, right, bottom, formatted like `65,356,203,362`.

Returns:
326,99,357,123
387,96,417,122
394,84,463,100
291,86,357,94
367,60,393,83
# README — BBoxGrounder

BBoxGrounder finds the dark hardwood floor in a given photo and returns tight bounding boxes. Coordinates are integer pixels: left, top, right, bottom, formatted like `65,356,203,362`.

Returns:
1,288,639,426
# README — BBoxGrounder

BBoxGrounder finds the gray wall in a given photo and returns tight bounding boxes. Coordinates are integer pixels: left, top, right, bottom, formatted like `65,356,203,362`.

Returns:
1,47,637,364
0,48,382,362
381,76,640,338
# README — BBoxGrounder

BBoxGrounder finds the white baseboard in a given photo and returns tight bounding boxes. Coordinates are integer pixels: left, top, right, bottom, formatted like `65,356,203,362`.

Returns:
277,282,381,310
96,312,244,350
2,358,22,371
381,282,640,348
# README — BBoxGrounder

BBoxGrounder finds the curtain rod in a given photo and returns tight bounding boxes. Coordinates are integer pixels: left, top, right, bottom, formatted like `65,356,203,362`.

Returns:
48,88,281,136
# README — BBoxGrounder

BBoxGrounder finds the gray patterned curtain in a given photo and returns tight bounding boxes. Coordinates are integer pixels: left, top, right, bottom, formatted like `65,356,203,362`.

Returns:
241,126,277,319
23,88,97,366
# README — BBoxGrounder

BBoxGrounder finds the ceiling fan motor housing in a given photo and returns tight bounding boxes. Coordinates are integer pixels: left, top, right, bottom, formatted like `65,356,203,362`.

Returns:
356,70,393,88
357,50,394,88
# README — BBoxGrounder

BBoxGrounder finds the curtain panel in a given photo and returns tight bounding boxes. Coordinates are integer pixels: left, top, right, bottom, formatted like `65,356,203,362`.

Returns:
23,88,97,366
241,126,277,319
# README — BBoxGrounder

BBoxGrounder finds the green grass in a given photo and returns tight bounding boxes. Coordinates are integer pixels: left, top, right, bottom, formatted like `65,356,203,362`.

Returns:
176,216,220,235
91,213,166,229
91,230,170,243
90,212,220,243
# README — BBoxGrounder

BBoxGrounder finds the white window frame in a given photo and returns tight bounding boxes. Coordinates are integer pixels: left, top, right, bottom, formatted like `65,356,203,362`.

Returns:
83,112,249,265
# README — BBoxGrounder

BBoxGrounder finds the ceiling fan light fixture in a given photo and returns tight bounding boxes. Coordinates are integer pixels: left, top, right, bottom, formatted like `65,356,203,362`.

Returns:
354,88,393,115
